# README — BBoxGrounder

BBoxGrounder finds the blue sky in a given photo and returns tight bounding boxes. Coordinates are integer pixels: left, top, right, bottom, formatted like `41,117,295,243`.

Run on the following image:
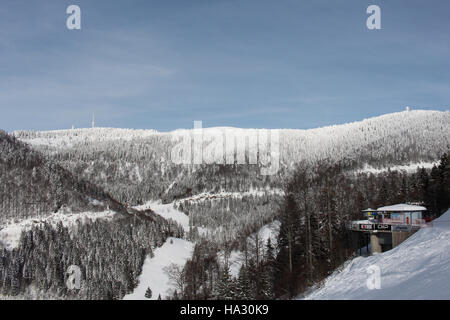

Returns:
0,0,449,132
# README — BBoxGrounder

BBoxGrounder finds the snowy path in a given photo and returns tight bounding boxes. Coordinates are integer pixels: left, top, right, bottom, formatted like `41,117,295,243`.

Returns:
172,188,284,206
134,201,190,232
301,209,450,300
123,237,194,300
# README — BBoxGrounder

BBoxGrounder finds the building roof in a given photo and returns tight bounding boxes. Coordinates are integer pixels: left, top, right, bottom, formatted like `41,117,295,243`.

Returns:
362,208,376,212
377,204,427,212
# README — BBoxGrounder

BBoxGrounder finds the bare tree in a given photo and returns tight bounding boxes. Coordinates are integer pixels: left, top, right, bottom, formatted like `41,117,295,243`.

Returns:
163,263,186,296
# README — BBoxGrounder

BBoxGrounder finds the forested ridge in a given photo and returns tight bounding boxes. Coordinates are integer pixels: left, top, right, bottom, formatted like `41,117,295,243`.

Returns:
0,130,127,222
14,110,450,206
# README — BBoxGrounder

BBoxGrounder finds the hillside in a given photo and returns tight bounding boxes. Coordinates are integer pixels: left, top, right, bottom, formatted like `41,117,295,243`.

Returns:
0,130,128,222
0,131,187,299
12,110,449,245
15,110,450,163
14,110,450,202
123,237,195,300
301,209,450,300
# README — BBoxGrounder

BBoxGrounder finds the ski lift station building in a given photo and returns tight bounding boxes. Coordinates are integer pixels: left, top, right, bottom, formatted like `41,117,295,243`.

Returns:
346,204,427,255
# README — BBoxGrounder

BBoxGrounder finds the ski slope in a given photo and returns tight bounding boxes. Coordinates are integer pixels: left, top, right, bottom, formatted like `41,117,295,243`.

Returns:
301,209,450,300
123,237,194,300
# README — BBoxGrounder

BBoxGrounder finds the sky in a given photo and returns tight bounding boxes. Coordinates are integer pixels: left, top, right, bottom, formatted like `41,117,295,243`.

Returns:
0,0,449,132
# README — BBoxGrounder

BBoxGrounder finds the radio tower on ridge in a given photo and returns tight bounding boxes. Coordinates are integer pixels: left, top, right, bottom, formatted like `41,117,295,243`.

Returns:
92,113,95,128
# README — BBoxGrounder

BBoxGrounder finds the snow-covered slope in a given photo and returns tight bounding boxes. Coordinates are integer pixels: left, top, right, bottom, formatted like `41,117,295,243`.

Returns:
134,201,190,232
122,201,196,300
172,189,284,206
14,127,159,148
0,209,118,249
15,110,450,168
123,237,194,300
301,209,450,300
356,161,438,174
12,110,449,212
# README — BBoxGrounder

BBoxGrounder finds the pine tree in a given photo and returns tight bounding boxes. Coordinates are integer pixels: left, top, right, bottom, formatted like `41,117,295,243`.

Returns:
235,266,252,300
259,239,275,299
216,265,234,300
145,287,152,299
376,179,390,207
437,153,450,214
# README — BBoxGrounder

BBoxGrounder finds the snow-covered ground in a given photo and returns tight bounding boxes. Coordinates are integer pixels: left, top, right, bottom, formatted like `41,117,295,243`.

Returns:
134,201,190,232
123,201,197,300
0,210,117,249
301,209,450,300
16,110,450,171
356,162,438,174
123,237,194,300
14,127,160,149
172,188,284,206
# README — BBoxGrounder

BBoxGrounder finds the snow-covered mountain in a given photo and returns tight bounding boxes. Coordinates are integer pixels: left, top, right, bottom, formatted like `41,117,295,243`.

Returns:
1,110,448,300
300,209,450,300
10,110,449,246
15,110,450,169
12,110,450,205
